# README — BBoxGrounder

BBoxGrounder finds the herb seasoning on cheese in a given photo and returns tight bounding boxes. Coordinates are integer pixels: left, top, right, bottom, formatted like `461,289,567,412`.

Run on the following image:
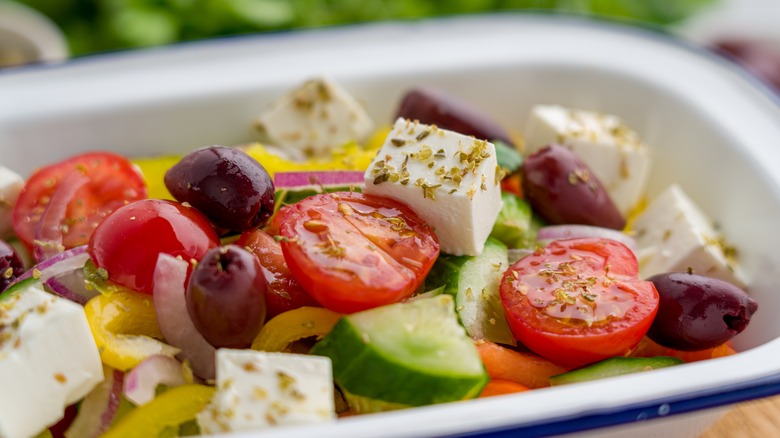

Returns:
364,118,502,256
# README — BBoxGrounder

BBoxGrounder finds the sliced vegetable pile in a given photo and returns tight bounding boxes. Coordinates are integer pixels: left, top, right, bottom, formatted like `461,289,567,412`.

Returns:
0,77,758,437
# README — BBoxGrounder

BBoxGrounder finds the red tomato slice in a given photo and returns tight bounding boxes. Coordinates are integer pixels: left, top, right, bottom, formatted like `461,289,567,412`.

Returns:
88,199,220,295
273,192,439,313
12,152,147,251
237,229,321,319
499,237,659,368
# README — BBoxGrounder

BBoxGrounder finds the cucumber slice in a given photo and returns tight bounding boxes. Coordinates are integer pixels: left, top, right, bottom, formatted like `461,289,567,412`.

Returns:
310,295,487,409
489,192,541,250
340,388,410,413
549,356,685,386
426,238,516,346
0,277,37,301
407,285,445,302
493,140,523,173
274,185,362,212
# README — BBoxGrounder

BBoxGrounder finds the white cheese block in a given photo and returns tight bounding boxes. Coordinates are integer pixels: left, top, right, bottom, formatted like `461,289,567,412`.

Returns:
523,105,651,216
254,77,374,158
197,349,335,434
0,166,23,239
0,282,103,438
363,118,503,256
632,184,746,287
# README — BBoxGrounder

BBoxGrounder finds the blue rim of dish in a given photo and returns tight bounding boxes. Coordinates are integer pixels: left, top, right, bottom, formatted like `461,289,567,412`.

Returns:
3,11,780,436
453,371,780,437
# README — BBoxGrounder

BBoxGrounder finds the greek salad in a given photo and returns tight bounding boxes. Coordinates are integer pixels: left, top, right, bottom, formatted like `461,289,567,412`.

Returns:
0,77,758,438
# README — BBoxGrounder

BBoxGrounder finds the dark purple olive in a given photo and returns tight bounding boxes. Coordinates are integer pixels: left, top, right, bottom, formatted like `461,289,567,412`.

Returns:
165,146,275,232
0,239,24,291
713,39,780,91
647,272,758,351
395,88,514,145
186,245,267,348
522,144,625,230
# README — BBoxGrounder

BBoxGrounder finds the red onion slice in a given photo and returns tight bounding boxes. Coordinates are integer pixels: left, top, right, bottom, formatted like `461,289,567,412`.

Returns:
10,245,98,304
16,245,88,282
34,170,90,263
44,272,96,305
153,253,216,380
536,225,638,257
123,355,188,406
274,171,365,188
64,367,124,438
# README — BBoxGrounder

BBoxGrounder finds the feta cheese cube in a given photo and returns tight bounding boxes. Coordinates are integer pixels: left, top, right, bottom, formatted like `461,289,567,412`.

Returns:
523,105,651,216
632,185,746,286
0,282,103,438
197,349,335,434
255,77,374,158
363,118,503,256
0,166,23,239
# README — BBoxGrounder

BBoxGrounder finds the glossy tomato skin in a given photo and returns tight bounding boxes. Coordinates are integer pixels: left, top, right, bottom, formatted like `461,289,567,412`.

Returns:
88,199,220,295
237,229,321,320
12,152,147,250
273,192,439,313
499,238,658,368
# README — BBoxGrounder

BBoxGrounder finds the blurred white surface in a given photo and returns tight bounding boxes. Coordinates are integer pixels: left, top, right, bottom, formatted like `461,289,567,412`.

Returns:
676,0,780,44
0,1,67,67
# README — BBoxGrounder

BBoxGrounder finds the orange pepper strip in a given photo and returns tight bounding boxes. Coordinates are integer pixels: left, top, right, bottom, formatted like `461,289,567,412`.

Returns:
631,337,737,363
479,379,530,398
251,306,342,352
475,340,568,389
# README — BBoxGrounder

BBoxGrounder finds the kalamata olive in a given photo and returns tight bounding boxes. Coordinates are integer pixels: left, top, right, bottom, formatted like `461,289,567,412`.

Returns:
0,239,24,291
395,88,514,145
713,39,780,91
647,272,758,351
165,146,275,232
522,144,625,230
186,245,267,348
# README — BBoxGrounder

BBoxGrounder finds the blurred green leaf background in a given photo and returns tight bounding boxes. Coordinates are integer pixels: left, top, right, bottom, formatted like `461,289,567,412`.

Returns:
11,0,714,56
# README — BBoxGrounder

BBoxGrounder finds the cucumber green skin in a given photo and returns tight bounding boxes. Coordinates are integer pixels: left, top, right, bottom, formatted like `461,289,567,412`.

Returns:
489,192,537,249
0,277,37,301
310,316,488,407
493,140,523,173
549,356,685,386
341,388,410,413
274,185,362,212
426,238,516,346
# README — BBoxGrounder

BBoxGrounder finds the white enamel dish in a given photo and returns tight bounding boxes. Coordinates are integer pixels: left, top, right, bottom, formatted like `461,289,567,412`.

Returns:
1,14,780,438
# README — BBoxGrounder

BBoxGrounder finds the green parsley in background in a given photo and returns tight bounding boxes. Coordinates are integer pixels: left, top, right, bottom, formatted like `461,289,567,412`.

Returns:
11,0,714,56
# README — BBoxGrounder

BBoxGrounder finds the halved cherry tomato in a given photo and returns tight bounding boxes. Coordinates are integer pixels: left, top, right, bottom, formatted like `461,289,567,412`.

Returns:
273,192,439,313
12,152,147,250
499,238,659,368
237,229,321,319
88,199,219,295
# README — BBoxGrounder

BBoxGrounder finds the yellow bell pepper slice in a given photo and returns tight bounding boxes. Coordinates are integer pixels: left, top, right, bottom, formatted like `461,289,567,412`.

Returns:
84,291,180,371
131,155,180,200
131,125,389,201
102,384,215,438
251,307,342,352
241,141,377,177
